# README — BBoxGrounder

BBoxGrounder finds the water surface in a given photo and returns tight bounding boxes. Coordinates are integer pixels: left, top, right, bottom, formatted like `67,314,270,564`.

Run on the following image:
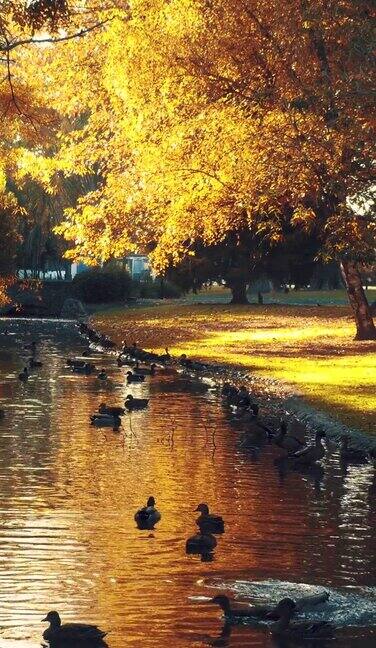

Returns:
0,319,375,647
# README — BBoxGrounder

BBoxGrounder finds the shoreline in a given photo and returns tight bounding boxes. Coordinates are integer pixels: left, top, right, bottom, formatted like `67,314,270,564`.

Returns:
85,317,376,452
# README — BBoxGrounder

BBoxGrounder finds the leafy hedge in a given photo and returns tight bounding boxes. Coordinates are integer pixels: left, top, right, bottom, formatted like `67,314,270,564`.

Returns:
72,268,133,303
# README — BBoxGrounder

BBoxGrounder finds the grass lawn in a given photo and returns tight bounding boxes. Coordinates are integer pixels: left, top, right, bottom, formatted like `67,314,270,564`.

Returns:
93,298,376,435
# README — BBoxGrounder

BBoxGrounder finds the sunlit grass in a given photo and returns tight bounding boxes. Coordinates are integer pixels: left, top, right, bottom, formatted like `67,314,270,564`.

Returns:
94,303,376,435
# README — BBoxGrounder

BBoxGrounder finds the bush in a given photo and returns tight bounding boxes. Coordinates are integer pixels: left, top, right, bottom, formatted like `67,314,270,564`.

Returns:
72,267,133,303
135,278,182,299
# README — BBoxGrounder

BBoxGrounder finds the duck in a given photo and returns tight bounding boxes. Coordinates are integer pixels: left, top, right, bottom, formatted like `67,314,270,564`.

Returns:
134,496,161,529
269,598,335,639
186,531,217,554
29,357,43,368
18,367,29,382
273,420,304,453
288,430,326,467
339,435,368,464
210,591,330,623
195,503,225,534
133,362,157,376
124,394,149,411
99,403,125,416
97,369,108,381
126,371,145,383
42,610,107,643
210,595,277,621
0,408,5,419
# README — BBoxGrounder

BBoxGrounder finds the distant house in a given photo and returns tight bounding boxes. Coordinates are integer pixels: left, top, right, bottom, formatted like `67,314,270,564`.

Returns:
124,255,150,280
70,256,151,281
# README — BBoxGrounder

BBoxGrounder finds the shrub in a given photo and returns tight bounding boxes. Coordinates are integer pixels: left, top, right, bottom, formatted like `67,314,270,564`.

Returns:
72,267,133,303
135,278,182,299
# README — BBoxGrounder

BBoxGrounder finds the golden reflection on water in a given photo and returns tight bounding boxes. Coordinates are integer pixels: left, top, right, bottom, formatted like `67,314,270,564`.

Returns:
0,321,375,647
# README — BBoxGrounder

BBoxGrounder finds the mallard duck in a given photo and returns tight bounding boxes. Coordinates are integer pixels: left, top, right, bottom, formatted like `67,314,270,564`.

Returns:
289,430,326,466
269,598,335,639
210,591,329,623
186,531,217,554
42,610,107,643
124,395,149,410
29,357,43,368
97,369,108,380
133,362,157,376
195,503,225,534
273,421,304,453
126,371,145,383
134,496,161,529
210,595,277,621
99,403,125,416
339,435,368,464
18,367,29,382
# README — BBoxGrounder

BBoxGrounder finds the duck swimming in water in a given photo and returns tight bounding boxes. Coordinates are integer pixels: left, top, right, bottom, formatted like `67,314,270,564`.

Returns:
195,503,225,534
124,394,149,411
134,496,161,529
97,369,108,380
210,591,329,623
288,430,326,467
269,598,335,639
42,610,107,643
126,371,145,383
273,420,304,453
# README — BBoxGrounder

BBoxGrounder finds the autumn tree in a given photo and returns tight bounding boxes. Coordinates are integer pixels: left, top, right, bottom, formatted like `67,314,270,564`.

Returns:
17,0,376,338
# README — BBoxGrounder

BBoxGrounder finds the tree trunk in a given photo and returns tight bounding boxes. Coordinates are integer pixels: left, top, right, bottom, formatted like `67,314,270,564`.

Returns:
340,260,376,340
229,281,249,304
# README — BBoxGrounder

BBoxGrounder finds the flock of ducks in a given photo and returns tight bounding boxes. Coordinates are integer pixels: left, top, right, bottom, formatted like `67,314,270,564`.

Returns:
2,321,374,645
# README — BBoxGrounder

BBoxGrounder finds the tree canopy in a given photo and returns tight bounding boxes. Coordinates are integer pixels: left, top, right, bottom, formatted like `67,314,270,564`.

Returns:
1,1,375,335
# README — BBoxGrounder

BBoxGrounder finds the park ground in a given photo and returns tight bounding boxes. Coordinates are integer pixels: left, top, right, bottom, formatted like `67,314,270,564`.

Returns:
93,288,376,436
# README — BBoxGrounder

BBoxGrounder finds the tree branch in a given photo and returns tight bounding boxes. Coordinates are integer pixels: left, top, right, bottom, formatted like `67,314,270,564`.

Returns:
0,18,112,53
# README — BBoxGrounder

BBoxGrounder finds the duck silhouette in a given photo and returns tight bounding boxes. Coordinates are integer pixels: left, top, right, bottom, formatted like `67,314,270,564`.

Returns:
273,421,304,453
42,610,107,644
288,430,326,467
195,503,225,534
126,371,145,383
134,496,161,529
269,598,335,639
124,394,149,411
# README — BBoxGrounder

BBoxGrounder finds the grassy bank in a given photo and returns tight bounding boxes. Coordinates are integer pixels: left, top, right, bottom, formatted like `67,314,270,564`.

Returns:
93,301,376,435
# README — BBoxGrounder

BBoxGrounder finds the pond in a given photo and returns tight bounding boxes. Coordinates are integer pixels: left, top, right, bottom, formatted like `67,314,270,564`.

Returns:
0,319,375,647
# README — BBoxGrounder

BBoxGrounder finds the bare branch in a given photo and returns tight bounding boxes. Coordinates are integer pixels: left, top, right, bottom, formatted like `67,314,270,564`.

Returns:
0,18,112,53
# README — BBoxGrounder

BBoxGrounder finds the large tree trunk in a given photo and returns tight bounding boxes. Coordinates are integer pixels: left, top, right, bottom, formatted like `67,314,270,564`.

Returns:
229,281,249,304
340,260,376,340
